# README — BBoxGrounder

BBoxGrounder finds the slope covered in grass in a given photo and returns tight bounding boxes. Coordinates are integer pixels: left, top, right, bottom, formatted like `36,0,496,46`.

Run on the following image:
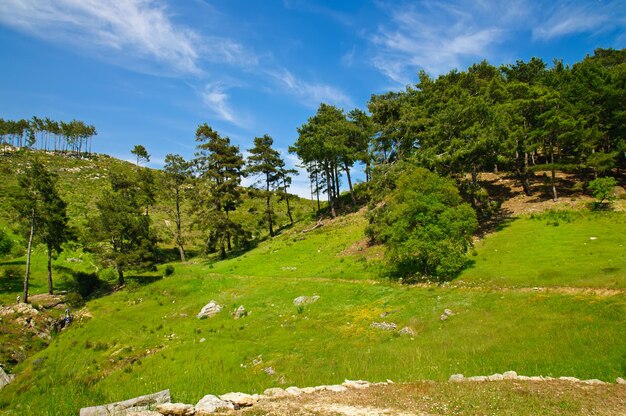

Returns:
1,209,625,415
459,211,626,288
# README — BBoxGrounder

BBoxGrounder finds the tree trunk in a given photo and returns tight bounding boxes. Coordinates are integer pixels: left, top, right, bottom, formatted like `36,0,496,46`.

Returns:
550,139,558,201
225,209,232,252
344,161,356,209
175,187,185,262
117,266,125,286
47,245,54,295
266,173,274,237
325,164,336,218
23,209,35,303
283,175,293,225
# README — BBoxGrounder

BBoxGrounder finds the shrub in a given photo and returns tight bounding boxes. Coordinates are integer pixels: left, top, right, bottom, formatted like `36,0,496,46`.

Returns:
71,271,101,298
588,177,617,204
65,292,85,308
0,229,13,258
367,164,478,281
163,265,175,277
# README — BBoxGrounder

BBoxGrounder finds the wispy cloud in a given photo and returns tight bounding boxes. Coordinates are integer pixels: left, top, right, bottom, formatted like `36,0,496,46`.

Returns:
0,0,252,75
267,68,353,109
201,82,240,125
369,1,523,83
533,1,626,40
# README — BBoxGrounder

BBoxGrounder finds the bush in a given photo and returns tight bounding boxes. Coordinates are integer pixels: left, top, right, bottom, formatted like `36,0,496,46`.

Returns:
71,271,101,298
588,177,617,204
367,164,478,281
0,229,13,258
65,292,85,308
163,265,175,277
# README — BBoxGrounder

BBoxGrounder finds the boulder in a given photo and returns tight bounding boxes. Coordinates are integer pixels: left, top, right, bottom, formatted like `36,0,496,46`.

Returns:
80,389,171,416
370,322,396,331
448,374,464,382
293,295,320,306
233,305,247,320
195,394,235,415
219,392,258,407
197,301,222,319
155,403,195,416
616,377,625,384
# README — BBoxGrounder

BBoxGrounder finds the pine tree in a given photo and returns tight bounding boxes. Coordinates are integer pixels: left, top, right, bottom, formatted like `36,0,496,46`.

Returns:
163,153,190,261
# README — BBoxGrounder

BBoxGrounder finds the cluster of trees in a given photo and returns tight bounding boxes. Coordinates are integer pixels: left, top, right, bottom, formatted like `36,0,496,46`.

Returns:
0,117,97,154
291,48,624,280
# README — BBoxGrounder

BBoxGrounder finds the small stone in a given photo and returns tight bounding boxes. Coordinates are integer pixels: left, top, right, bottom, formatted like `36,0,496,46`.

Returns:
467,376,487,381
324,385,347,392
262,366,275,375
233,305,247,320
516,375,531,380
370,322,396,330
559,376,580,382
155,403,195,416
219,392,257,407
487,373,504,381
199,338,206,343
398,326,416,336
448,374,464,382
195,394,234,415
263,387,287,398
301,387,316,394
616,377,625,384
439,314,448,321
342,380,370,389
443,309,454,316
582,379,605,385
293,295,320,306
529,376,543,381
285,386,302,396
503,371,518,380
197,301,222,319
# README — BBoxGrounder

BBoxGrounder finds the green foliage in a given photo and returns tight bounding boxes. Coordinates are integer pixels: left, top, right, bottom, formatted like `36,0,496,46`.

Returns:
65,292,85,308
130,144,150,166
588,177,617,203
69,271,102,298
163,265,175,277
0,229,12,258
368,165,478,281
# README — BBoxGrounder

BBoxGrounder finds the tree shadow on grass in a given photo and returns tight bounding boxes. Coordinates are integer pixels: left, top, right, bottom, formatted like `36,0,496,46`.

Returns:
125,274,162,286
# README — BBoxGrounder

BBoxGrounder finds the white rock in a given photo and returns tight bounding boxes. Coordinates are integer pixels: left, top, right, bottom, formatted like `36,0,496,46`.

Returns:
448,374,464,382
503,371,518,380
529,376,543,381
233,305,247,320
616,377,625,384
263,387,288,398
443,309,454,316
155,403,195,416
398,327,416,336
516,375,531,381
559,377,580,382
219,392,257,407
487,373,504,381
467,376,487,382
285,386,302,396
325,385,348,392
342,379,370,389
370,322,396,330
195,394,234,415
301,387,316,394
582,379,606,385
439,314,449,321
293,295,320,306
197,301,222,319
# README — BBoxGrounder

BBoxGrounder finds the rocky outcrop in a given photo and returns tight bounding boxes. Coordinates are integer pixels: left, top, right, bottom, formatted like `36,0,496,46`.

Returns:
0,366,14,390
79,389,170,416
195,394,234,415
196,301,222,319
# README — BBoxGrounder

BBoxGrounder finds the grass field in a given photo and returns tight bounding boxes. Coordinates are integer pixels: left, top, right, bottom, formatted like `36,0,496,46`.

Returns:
459,210,626,288
1,208,625,415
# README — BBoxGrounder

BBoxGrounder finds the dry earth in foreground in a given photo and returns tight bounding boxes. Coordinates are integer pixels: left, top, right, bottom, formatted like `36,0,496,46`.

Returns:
241,381,626,416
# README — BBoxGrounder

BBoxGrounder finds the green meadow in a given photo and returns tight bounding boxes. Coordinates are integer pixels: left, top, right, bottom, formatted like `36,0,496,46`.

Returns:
1,209,625,415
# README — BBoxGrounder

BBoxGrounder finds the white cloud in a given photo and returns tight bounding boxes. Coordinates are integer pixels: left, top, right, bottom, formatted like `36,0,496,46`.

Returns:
533,1,626,40
201,82,239,125
267,68,353,109
0,0,253,75
369,1,519,83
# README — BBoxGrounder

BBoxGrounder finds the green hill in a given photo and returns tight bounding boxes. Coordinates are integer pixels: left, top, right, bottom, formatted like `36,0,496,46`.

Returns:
0,151,625,415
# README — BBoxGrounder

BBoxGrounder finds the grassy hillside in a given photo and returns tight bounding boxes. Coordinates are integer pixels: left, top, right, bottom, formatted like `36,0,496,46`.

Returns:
1,208,625,414
0,150,625,415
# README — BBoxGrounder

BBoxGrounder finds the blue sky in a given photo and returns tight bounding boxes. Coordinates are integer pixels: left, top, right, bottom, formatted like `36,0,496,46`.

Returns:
0,0,624,196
